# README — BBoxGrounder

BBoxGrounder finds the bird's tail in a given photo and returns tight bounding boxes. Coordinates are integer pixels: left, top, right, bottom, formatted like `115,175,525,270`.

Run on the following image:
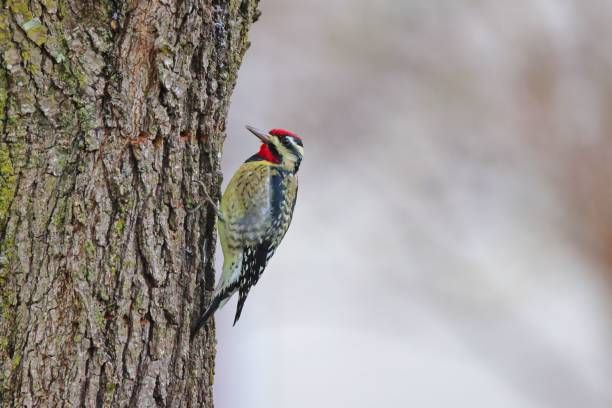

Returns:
233,286,251,326
190,283,237,340
190,297,219,340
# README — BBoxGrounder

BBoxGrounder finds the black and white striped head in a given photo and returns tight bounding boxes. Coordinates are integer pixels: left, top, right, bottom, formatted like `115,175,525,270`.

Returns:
246,125,304,173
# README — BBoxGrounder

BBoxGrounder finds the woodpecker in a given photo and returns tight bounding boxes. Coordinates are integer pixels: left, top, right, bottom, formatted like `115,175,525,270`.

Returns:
191,125,304,338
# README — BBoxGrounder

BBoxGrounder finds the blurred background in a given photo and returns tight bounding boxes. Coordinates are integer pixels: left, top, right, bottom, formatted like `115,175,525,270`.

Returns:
217,1,612,406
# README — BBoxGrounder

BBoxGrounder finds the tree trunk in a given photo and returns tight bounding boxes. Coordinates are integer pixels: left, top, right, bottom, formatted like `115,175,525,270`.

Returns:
0,0,258,406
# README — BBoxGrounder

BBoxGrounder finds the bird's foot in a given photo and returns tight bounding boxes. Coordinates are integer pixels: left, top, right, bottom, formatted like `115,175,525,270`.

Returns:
194,180,225,222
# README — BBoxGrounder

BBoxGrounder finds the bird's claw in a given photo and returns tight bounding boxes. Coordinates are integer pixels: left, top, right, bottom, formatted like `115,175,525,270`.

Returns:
194,180,225,222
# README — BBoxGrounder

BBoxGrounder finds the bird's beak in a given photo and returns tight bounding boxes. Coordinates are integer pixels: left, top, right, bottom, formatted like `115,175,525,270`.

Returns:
246,125,271,144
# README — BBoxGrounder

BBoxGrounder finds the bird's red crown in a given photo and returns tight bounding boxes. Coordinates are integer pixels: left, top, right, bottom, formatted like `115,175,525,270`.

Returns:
269,128,301,140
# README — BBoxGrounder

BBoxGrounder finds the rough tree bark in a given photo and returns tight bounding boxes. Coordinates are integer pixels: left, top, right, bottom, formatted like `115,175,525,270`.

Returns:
0,0,259,406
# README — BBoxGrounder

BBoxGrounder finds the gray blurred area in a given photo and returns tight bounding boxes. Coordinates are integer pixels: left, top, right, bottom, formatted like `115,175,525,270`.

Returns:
216,1,612,407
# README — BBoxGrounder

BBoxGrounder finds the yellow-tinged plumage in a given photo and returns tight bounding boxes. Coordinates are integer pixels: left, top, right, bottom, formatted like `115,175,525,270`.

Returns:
191,126,303,338
220,161,298,248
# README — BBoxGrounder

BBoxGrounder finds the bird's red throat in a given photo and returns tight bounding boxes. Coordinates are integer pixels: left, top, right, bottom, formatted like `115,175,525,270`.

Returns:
258,144,280,164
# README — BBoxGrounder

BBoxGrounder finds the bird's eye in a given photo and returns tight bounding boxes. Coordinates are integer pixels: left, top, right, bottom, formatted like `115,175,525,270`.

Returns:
281,137,291,147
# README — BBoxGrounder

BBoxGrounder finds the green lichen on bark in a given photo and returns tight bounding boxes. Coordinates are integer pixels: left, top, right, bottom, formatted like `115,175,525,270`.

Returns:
0,144,15,227
6,0,33,20
21,18,47,46
0,70,7,121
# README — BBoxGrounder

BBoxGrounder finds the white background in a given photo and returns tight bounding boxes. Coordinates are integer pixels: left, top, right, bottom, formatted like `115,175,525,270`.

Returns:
215,1,612,407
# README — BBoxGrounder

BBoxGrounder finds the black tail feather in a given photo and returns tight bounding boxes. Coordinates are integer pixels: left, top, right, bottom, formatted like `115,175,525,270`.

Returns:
191,282,238,340
190,297,221,340
233,286,252,326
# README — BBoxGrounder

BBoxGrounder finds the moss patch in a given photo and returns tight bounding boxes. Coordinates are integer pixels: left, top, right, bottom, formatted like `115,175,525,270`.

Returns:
0,70,7,121
7,0,33,21
22,18,47,46
0,144,16,227
84,240,95,256
114,218,125,236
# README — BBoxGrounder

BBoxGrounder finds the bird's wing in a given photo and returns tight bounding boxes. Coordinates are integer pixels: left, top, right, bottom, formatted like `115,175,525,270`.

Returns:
220,161,276,245
232,241,275,325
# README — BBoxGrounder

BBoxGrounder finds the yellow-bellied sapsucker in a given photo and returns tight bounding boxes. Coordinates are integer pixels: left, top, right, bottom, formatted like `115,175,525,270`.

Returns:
191,125,304,338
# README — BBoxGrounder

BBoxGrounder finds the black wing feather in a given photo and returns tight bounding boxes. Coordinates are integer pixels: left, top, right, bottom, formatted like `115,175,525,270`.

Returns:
233,240,276,325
